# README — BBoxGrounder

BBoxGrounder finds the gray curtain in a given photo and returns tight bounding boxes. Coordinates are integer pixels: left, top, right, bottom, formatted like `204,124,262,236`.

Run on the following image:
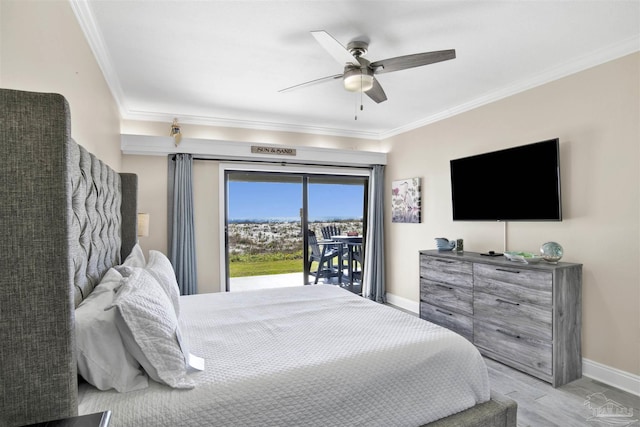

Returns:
363,164,385,303
168,154,198,295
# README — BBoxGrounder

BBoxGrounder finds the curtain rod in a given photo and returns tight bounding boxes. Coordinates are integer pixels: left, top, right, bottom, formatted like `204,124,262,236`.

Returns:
173,154,374,170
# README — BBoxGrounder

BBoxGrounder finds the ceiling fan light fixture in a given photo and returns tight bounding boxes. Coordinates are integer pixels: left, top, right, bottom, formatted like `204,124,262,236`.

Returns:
343,69,374,92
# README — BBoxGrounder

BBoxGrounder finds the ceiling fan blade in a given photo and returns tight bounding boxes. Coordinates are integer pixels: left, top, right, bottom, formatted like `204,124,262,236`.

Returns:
311,30,360,66
370,49,456,74
365,77,387,103
278,74,343,93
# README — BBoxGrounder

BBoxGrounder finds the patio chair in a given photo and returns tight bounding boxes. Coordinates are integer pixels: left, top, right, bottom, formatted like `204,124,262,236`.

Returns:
320,225,349,269
320,225,341,240
347,242,363,285
308,230,342,284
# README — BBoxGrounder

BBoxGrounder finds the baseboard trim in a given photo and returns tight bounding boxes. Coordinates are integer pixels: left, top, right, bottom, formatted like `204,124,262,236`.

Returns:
385,292,419,314
385,291,640,397
583,358,640,396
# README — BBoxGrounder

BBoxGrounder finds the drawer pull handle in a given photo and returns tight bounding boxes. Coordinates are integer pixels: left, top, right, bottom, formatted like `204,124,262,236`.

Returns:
496,298,520,306
436,283,454,290
496,328,521,339
435,259,455,264
496,268,521,274
435,308,453,316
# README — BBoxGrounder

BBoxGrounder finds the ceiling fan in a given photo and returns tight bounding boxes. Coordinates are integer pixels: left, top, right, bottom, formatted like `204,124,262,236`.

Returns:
279,30,456,104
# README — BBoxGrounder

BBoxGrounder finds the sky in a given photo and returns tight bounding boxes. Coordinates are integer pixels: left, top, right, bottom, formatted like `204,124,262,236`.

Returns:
228,181,364,221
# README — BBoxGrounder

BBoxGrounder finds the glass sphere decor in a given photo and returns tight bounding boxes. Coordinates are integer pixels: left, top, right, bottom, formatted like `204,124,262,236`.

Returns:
540,241,563,263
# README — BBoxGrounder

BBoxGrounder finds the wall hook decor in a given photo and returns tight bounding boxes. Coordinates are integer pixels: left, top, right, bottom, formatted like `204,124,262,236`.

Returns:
170,118,182,146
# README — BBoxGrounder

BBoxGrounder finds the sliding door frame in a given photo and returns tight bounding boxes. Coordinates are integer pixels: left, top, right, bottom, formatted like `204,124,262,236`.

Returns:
219,162,371,292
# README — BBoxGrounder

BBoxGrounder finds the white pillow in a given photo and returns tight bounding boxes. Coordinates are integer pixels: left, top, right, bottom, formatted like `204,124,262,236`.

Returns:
121,243,146,268
110,268,194,389
115,243,147,277
75,268,149,392
116,250,181,319
145,250,181,318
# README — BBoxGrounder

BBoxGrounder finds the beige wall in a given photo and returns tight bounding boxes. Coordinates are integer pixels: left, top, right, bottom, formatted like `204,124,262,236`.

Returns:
0,0,121,170
381,53,640,375
121,154,222,294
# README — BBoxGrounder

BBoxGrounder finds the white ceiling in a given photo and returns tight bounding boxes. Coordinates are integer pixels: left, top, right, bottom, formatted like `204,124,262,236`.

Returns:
71,1,640,140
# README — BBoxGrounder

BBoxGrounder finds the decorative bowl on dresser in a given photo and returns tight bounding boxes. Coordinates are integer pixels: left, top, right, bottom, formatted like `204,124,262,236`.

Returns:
419,249,582,387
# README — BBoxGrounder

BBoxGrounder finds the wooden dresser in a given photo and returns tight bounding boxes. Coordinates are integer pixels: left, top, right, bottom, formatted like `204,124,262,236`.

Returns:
419,250,582,387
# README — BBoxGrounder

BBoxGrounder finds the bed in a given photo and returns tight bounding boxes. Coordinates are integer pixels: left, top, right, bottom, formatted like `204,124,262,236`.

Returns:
0,89,517,427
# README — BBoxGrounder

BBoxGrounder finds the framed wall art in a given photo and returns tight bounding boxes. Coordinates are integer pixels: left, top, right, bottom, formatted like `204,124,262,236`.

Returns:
392,177,421,223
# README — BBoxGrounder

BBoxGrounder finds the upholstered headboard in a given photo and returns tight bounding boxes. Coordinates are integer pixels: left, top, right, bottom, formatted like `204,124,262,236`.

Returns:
0,89,138,426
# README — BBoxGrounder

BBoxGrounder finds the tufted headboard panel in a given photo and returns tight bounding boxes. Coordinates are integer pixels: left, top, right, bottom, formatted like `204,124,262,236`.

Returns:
68,142,125,307
0,89,137,426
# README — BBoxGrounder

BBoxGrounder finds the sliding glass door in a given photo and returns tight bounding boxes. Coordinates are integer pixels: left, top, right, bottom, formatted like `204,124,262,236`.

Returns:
225,172,304,292
224,168,367,292
307,176,367,294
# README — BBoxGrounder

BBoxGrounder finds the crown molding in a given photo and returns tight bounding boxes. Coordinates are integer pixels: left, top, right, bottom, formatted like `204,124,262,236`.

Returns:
70,0,128,113
121,109,382,140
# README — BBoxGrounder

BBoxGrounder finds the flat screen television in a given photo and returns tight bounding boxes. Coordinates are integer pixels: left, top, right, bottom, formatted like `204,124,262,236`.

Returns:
450,139,562,221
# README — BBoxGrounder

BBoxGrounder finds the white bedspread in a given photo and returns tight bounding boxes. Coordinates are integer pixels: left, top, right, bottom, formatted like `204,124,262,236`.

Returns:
78,285,490,426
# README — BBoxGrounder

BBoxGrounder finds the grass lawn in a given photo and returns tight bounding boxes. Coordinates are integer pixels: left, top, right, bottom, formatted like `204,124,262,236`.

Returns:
230,259,305,277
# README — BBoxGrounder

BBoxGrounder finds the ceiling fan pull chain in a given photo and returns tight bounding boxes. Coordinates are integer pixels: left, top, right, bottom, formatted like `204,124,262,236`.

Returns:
353,75,364,120
360,74,364,113
354,93,358,120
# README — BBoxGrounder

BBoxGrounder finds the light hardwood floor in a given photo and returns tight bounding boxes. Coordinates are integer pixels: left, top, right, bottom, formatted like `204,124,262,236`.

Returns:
486,357,639,426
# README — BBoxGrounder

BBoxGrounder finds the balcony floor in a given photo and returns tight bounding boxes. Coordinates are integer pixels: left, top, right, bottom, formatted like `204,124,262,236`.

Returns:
230,272,361,294
230,272,304,292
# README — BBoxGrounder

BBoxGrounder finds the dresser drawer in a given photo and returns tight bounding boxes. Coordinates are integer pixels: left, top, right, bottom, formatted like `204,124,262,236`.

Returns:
420,257,473,290
420,301,473,342
474,290,552,341
474,263,553,295
420,279,473,316
475,322,552,376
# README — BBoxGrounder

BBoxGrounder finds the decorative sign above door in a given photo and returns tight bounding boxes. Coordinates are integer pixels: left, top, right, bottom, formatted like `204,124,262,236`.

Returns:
251,146,297,156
